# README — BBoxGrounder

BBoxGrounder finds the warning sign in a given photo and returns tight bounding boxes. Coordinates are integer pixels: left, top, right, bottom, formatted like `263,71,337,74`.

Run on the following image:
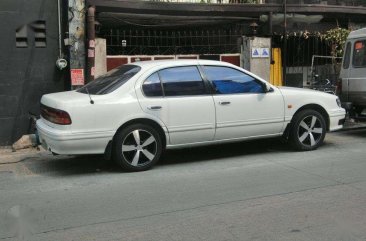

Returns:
252,48,260,58
71,69,84,86
261,48,270,57
252,48,270,58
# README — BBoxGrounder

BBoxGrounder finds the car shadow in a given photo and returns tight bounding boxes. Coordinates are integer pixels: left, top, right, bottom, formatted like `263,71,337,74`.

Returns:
159,138,288,166
339,127,366,137
23,154,117,177
24,138,290,177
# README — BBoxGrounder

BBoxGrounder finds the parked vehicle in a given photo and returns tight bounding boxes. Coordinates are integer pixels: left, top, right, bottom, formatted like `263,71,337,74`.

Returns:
339,28,366,120
36,60,345,171
311,74,336,95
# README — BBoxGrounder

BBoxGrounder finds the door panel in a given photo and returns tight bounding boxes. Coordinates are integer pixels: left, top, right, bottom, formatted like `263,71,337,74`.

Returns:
200,65,285,140
137,66,216,145
139,96,215,145
164,96,215,144
214,91,284,140
340,41,351,101
348,39,366,106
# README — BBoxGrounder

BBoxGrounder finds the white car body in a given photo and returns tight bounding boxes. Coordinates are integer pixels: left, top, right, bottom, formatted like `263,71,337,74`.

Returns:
36,60,345,169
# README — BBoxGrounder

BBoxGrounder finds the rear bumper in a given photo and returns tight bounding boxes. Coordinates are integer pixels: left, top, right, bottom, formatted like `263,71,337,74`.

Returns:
36,119,113,155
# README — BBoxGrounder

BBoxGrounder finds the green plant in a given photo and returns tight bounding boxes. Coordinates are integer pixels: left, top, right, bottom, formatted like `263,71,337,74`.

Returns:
321,27,350,57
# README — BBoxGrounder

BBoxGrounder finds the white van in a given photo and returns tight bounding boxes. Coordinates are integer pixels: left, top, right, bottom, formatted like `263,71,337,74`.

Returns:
339,28,366,119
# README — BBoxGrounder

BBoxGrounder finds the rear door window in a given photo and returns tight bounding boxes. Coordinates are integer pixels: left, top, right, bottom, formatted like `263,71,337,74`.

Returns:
352,40,366,67
158,66,207,96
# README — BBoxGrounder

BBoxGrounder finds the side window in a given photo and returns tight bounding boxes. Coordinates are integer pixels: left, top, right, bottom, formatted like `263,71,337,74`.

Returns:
142,73,163,97
352,40,366,67
202,66,264,94
343,42,351,69
159,66,206,96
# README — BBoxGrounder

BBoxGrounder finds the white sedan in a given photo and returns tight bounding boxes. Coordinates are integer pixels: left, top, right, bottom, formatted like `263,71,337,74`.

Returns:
36,60,345,171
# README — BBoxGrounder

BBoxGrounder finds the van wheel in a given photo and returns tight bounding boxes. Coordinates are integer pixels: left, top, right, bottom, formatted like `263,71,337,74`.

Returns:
113,124,162,171
289,109,326,151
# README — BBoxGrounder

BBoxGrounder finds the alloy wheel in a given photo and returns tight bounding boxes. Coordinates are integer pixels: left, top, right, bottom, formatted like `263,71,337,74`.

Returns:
297,115,324,147
121,129,157,167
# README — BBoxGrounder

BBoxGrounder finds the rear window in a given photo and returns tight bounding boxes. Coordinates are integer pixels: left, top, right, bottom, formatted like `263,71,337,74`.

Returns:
352,40,366,67
77,65,141,95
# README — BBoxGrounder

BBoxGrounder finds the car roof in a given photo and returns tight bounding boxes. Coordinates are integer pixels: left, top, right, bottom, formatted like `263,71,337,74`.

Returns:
129,59,235,69
347,27,366,40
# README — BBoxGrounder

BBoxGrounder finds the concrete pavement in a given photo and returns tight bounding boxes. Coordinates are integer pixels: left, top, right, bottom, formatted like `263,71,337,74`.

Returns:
0,128,366,240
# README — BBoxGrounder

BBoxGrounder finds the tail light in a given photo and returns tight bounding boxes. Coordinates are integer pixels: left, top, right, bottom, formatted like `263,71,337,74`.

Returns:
40,104,72,125
335,79,342,96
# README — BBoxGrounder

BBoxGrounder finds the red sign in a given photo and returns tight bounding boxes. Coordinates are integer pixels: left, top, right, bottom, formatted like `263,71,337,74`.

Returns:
71,69,84,86
355,41,364,50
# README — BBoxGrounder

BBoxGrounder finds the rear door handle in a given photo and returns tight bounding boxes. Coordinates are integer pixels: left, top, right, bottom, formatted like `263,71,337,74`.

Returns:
147,106,162,110
219,101,231,105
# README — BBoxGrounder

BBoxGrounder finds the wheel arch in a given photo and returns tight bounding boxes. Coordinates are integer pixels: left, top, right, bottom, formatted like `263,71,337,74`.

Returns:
103,118,167,160
283,104,330,140
116,118,167,147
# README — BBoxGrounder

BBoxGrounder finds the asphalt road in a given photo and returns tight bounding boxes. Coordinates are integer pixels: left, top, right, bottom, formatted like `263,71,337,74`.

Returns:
1,128,366,241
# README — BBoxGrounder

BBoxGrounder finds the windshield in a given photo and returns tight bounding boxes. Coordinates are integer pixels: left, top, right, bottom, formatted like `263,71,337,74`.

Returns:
77,65,141,95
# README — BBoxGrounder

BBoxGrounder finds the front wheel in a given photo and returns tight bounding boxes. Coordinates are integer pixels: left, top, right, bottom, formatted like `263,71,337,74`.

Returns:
289,109,326,151
113,124,163,171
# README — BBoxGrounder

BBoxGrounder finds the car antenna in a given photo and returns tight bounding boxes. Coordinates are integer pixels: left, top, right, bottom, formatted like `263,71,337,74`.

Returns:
85,86,94,104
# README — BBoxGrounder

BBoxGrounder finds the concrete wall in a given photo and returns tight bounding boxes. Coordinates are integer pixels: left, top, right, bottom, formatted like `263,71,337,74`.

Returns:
242,37,271,82
0,0,66,145
95,38,107,78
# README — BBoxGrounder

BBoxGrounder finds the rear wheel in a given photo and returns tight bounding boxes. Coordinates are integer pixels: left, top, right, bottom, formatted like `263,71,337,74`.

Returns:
289,109,326,151
113,124,163,171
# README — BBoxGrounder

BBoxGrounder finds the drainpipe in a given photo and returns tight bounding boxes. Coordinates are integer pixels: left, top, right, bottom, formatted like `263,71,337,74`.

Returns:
57,0,62,57
87,5,96,83
283,0,287,86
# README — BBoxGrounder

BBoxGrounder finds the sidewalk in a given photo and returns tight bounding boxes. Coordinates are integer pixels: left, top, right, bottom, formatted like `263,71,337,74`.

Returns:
0,147,46,165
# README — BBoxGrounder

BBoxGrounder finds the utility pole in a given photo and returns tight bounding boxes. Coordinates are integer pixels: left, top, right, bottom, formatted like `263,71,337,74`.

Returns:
68,0,86,88
87,5,96,83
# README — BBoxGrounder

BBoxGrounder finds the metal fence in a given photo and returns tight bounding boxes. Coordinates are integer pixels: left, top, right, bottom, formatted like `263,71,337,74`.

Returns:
100,27,244,55
147,0,366,6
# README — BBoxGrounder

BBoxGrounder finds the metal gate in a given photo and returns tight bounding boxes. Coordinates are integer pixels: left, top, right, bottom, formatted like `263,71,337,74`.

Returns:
99,26,245,56
272,35,340,88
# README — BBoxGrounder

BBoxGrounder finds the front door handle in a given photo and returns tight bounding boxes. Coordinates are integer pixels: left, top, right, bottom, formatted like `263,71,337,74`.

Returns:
147,106,162,110
219,101,231,105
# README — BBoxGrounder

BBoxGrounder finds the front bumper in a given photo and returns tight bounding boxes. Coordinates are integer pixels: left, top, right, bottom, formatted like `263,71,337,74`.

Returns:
328,108,346,132
36,119,112,155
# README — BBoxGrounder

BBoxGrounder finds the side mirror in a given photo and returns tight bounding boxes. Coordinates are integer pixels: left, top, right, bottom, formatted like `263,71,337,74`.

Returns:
264,82,273,93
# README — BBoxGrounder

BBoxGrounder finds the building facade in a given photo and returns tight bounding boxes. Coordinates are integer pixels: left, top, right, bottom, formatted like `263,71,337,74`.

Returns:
0,0,366,145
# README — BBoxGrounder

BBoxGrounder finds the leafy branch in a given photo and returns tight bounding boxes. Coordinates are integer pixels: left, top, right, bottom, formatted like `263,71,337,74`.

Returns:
321,27,350,57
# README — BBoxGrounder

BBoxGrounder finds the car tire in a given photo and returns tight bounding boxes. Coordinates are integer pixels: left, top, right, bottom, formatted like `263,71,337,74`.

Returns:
113,123,163,172
289,109,326,151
